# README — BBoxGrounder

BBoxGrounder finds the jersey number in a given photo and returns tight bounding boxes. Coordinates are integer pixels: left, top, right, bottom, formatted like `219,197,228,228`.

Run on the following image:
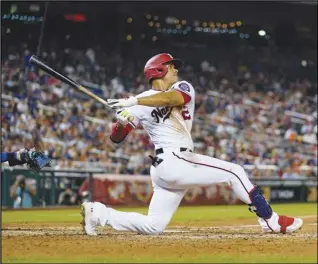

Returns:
181,107,191,120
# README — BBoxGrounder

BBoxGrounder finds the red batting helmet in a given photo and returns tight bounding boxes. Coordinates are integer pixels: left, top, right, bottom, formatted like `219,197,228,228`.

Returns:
144,53,183,83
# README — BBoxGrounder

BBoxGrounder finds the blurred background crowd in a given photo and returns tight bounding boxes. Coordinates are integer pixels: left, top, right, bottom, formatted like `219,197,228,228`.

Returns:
1,1,317,180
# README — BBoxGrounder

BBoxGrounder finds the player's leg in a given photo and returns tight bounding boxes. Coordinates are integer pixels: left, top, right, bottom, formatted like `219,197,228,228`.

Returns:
154,151,255,203
154,151,302,233
1,151,25,165
81,181,186,236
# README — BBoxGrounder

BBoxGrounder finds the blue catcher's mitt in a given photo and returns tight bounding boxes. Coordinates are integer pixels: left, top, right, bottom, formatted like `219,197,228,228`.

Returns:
20,148,51,173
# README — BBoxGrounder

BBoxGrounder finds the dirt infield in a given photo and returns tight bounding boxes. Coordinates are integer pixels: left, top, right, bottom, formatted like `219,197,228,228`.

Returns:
2,216,317,263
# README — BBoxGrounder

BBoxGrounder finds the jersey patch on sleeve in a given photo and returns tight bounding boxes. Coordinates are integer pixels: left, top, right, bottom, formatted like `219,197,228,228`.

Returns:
179,82,190,92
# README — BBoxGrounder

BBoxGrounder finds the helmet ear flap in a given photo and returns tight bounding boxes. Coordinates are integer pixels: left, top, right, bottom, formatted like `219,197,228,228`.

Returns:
156,65,167,74
147,65,168,83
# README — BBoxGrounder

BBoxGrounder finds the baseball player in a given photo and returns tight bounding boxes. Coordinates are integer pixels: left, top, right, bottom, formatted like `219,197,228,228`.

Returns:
81,53,303,236
1,148,51,172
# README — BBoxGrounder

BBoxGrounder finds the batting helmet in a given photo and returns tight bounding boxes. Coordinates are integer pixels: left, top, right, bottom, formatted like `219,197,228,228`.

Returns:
144,53,183,83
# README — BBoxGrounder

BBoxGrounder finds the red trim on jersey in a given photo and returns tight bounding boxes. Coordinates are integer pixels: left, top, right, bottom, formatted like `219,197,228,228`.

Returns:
110,121,134,143
177,90,191,104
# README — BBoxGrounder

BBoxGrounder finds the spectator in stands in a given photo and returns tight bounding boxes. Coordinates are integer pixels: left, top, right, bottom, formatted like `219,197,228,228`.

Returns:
78,178,108,204
126,148,145,175
10,175,36,208
1,42,316,179
282,167,301,179
58,183,77,206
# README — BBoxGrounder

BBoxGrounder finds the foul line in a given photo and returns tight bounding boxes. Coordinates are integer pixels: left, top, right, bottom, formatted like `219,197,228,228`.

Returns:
168,215,317,230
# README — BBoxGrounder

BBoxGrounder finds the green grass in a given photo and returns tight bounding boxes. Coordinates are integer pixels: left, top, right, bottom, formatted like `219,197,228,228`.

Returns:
2,203,317,224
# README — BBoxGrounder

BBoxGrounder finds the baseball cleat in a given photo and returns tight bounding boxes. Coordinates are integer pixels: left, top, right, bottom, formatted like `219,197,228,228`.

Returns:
258,213,303,234
277,215,303,234
80,202,97,236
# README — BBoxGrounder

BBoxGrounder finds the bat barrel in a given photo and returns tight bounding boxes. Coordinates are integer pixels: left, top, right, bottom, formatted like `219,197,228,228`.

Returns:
28,55,110,108
29,55,80,88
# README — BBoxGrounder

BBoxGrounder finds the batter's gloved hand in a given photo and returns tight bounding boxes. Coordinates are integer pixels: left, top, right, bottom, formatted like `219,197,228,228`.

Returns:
19,148,51,173
116,109,135,126
107,96,138,109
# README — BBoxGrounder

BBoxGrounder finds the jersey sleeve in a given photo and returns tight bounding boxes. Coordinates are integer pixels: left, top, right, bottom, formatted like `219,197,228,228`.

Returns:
110,121,135,143
171,81,195,103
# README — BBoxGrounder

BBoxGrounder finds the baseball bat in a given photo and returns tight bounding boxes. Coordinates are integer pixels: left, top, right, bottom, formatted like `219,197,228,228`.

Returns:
29,55,110,107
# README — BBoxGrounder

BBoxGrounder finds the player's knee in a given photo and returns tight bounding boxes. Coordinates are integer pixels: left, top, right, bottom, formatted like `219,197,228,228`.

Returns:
142,218,169,235
232,164,248,178
148,224,166,235
148,221,167,235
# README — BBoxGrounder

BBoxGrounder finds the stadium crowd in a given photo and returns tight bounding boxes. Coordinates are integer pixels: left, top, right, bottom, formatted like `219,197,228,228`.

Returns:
1,42,317,179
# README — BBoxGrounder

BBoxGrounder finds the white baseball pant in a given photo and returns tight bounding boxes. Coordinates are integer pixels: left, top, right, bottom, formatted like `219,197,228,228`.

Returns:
93,148,255,235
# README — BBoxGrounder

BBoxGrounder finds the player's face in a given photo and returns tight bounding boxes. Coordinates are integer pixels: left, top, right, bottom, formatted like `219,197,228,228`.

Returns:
163,63,178,86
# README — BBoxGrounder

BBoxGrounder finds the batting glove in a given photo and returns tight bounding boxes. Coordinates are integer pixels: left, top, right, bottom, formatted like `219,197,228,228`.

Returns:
107,96,138,108
116,109,134,126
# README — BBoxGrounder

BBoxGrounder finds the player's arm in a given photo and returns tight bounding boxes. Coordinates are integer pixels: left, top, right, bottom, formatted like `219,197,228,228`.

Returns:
2,149,51,172
107,82,192,108
1,151,25,166
10,178,20,198
110,122,134,143
137,90,190,107
110,109,136,143
26,184,36,196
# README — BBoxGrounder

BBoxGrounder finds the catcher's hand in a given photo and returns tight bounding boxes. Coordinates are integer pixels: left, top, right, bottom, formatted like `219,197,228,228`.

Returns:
18,148,51,173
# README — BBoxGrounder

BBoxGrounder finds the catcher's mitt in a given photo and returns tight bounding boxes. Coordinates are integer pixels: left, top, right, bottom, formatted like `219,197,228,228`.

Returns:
20,148,51,173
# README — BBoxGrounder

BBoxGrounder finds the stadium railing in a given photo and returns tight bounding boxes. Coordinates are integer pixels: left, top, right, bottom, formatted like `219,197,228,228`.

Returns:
1,167,316,209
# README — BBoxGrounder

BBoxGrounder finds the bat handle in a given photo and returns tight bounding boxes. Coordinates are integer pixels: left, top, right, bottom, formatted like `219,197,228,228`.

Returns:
78,85,110,106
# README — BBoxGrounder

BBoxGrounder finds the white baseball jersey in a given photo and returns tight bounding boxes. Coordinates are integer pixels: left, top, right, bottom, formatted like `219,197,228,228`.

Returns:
128,81,195,150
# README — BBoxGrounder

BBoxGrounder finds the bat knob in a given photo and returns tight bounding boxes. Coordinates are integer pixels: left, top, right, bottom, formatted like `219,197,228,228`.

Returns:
29,55,36,63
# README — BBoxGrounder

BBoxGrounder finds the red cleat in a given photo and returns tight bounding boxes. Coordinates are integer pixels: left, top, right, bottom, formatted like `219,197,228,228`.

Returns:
258,212,303,233
278,215,303,234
